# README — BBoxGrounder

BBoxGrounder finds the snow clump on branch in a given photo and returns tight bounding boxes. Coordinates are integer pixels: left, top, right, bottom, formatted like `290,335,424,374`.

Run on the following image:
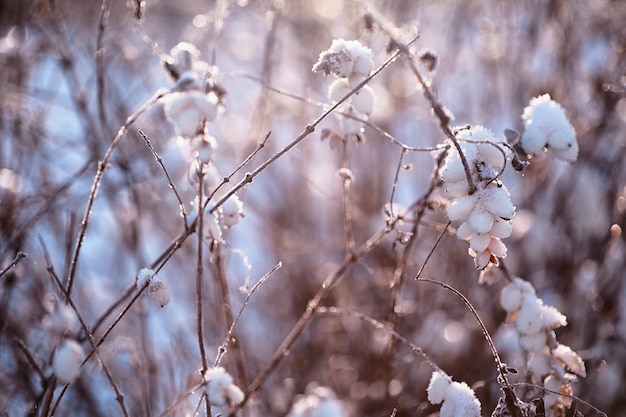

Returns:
440,126,515,269
313,39,376,137
520,94,578,162
426,370,481,417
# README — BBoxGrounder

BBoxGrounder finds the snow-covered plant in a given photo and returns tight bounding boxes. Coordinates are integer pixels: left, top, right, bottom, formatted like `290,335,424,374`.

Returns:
313,39,376,137
286,385,346,417
500,278,586,413
440,126,515,269
203,367,245,408
426,370,481,417
52,339,85,384
520,94,578,162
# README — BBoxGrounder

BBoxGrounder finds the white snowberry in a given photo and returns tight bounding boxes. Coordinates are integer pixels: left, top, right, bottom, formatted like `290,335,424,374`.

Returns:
204,367,245,407
52,339,85,384
521,94,578,162
427,370,451,405
164,91,219,138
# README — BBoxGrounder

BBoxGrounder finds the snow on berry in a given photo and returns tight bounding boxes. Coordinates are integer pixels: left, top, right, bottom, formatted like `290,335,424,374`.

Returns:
521,94,578,162
163,91,219,138
204,367,245,407
426,370,451,405
52,339,85,384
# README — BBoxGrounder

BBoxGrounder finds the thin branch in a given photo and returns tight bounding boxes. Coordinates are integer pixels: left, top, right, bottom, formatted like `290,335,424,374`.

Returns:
215,262,282,367
66,89,169,296
12,336,45,383
415,278,505,377
415,221,451,279
139,130,189,230
95,0,110,130
0,252,27,279
195,170,209,375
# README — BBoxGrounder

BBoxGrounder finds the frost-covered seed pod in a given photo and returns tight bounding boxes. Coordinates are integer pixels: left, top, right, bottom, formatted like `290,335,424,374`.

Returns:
164,91,219,138
521,94,577,162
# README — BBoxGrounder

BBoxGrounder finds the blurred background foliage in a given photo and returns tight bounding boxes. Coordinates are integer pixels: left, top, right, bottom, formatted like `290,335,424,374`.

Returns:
0,0,625,416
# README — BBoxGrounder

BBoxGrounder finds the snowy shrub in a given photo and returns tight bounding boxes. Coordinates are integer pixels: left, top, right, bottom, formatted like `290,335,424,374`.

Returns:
0,2,620,417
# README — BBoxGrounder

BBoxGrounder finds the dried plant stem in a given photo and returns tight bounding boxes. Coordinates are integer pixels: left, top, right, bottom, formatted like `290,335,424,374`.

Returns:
314,307,440,371
232,194,435,412
212,248,249,393
416,278,505,374
95,0,110,129
415,221,451,279
196,171,209,375
383,150,446,378
214,262,282,367
66,89,169,296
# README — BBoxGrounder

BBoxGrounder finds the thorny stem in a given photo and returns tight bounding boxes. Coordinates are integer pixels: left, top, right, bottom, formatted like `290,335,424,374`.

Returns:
66,89,169,296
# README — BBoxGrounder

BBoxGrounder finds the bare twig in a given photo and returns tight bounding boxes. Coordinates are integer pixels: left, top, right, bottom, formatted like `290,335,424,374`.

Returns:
139,130,189,230
215,262,282,367
95,0,110,130
0,252,27,279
